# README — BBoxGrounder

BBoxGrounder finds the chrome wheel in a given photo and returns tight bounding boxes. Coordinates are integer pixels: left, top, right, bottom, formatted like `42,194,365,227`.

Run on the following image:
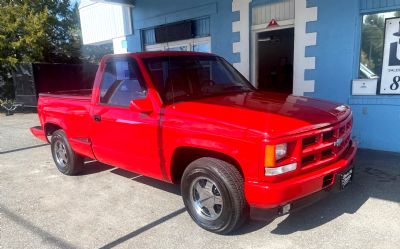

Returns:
54,140,68,168
190,177,223,221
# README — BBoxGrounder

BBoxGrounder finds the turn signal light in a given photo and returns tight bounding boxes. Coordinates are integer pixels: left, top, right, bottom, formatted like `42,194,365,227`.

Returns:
265,145,276,167
265,143,288,167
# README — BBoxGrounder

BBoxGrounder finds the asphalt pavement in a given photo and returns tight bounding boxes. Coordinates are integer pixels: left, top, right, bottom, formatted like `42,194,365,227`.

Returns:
0,113,399,249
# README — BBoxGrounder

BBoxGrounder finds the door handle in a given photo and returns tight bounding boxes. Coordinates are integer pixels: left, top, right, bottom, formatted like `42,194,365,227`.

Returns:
93,114,102,122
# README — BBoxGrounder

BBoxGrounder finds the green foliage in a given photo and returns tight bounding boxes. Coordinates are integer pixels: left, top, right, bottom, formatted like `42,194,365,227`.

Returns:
0,98,15,112
0,2,48,67
360,14,386,76
81,43,114,64
0,1,49,98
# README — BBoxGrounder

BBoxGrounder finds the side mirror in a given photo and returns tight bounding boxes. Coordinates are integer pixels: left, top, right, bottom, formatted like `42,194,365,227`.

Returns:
129,98,153,113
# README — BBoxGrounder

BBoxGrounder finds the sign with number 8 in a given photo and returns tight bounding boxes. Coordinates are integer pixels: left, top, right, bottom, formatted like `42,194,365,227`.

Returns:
380,17,400,94
390,76,400,90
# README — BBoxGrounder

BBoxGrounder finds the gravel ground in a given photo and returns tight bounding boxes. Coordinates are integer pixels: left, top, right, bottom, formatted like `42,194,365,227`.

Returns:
0,113,399,249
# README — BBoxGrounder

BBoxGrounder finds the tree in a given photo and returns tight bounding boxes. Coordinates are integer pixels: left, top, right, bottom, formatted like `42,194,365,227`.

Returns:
361,14,385,76
0,1,49,98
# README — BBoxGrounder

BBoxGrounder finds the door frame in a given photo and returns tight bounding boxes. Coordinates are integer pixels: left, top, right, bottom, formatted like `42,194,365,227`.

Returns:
251,19,295,89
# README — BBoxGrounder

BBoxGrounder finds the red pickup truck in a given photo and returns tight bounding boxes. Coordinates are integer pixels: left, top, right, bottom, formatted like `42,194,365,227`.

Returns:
31,52,356,234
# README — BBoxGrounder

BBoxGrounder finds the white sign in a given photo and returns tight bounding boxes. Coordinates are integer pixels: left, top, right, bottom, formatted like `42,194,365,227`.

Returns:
380,17,400,94
352,79,377,95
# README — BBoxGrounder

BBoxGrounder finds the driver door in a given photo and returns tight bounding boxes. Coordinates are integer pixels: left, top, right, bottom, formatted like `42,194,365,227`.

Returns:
91,57,160,177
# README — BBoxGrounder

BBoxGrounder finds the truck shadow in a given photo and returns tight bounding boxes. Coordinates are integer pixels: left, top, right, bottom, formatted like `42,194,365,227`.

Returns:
0,143,49,155
79,160,181,195
269,181,366,235
0,204,77,249
79,149,400,235
98,208,187,249
110,168,181,195
78,160,114,175
231,181,367,235
267,149,400,235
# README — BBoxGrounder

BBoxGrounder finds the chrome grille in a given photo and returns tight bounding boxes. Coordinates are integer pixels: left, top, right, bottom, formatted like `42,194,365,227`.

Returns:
300,117,352,169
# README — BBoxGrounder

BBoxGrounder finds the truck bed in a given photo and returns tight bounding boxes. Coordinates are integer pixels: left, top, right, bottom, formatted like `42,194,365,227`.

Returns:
37,89,94,158
39,89,92,100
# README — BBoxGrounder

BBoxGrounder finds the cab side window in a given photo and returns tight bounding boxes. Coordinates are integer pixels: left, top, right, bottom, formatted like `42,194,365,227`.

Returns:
99,58,147,107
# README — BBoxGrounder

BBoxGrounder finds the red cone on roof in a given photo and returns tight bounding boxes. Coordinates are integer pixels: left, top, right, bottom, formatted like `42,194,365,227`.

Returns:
268,19,279,28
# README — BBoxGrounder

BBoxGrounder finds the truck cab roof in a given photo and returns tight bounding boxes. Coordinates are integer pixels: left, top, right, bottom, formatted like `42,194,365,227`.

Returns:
102,51,218,60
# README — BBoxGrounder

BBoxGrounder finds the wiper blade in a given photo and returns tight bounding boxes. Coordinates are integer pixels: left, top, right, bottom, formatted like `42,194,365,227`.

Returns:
222,85,245,91
222,85,252,92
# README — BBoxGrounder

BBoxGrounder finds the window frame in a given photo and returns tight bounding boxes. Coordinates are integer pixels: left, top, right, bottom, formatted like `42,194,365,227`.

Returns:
98,57,148,108
357,10,400,95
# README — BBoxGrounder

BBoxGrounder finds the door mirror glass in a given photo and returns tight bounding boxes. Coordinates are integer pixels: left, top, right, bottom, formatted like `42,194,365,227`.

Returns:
129,98,153,113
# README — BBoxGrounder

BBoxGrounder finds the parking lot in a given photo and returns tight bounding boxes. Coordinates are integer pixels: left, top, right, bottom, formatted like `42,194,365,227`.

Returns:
0,113,399,249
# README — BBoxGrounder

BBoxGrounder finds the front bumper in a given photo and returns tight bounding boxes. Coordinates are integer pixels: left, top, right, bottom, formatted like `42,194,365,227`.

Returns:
245,140,357,220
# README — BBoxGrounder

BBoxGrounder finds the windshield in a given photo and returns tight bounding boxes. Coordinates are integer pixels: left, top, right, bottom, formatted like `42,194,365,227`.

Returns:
143,55,254,104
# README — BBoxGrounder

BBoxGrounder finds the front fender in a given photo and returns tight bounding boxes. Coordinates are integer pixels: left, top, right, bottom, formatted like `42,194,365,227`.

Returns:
175,137,241,160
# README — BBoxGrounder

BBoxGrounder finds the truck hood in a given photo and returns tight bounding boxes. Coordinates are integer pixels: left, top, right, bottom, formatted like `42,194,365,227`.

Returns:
173,91,351,139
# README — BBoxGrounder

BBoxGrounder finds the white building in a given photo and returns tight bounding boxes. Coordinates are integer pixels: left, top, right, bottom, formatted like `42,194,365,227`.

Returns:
79,0,134,54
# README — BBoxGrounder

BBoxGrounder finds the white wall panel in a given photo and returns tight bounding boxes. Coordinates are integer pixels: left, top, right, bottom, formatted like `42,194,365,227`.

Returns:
79,1,132,45
252,0,294,26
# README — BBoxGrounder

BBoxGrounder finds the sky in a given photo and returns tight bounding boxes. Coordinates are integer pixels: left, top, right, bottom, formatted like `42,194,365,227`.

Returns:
70,0,80,7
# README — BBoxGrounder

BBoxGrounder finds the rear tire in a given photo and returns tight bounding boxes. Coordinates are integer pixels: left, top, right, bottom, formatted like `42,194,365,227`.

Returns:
51,130,84,175
181,157,248,234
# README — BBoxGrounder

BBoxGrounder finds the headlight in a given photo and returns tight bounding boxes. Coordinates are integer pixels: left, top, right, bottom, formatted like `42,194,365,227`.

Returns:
264,143,295,176
275,143,287,161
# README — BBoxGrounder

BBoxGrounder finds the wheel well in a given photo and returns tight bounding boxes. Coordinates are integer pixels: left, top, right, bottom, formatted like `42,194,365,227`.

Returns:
170,147,243,183
44,123,62,136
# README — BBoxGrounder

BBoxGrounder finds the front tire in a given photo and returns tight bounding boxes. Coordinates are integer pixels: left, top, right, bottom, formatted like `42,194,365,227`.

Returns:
181,157,248,234
51,130,84,175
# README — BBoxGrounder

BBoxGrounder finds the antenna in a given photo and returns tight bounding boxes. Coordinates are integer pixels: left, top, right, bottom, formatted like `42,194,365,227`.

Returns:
167,53,176,108
164,17,176,107
165,17,170,51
